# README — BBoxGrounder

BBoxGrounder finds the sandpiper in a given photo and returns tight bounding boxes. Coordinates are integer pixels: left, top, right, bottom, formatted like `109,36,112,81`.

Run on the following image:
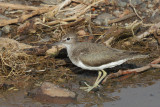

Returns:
54,33,147,92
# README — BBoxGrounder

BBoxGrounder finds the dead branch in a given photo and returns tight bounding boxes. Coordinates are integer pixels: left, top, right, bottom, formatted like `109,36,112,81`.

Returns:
46,0,104,26
55,0,72,12
0,0,104,27
0,2,39,10
46,16,77,26
102,57,160,83
151,57,160,64
137,22,160,40
77,0,104,17
44,0,72,19
0,6,56,27
129,0,143,21
108,13,136,24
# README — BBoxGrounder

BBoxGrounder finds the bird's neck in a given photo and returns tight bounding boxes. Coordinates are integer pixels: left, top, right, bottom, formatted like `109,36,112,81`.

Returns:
64,44,74,57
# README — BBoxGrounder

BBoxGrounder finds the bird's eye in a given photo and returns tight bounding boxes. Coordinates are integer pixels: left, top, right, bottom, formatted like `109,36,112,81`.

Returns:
66,38,70,40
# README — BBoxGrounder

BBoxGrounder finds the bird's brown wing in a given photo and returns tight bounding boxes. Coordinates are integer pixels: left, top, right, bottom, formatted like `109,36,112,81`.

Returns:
72,42,141,67
79,49,126,67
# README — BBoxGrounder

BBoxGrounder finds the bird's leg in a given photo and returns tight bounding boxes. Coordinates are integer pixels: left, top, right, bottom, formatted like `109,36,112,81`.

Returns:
80,71,102,89
80,70,107,92
95,70,102,84
94,70,107,87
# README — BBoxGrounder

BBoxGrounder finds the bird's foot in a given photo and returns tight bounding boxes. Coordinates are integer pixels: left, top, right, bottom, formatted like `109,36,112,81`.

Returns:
80,82,99,92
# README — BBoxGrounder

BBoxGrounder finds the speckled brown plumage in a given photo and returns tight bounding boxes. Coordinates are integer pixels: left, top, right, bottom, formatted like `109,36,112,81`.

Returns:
69,42,140,67
54,33,148,92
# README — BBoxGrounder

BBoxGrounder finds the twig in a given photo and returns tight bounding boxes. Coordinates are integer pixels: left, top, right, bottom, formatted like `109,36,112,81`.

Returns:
0,2,39,10
77,0,104,17
125,20,142,36
44,0,72,19
151,57,160,64
137,22,160,40
57,0,72,11
102,57,160,83
103,37,114,47
46,16,77,26
153,31,160,45
129,0,143,21
46,0,104,26
53,0,72,15
0,6,56,27
108,13,136,24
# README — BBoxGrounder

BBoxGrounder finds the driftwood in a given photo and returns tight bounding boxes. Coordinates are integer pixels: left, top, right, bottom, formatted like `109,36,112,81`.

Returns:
108,13,136,24
0,2,39,10
102,57,160,83
0,0,104,27
0,6,56,27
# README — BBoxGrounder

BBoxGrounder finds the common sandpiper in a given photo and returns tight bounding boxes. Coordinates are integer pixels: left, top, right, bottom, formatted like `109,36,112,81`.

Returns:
54,33,148,92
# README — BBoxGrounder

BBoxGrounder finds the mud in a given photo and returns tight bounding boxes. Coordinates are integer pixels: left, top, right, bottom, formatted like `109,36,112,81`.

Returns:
0,0,160,107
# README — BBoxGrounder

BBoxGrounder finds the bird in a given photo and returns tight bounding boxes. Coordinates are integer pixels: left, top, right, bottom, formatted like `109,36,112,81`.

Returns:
54,32,148,92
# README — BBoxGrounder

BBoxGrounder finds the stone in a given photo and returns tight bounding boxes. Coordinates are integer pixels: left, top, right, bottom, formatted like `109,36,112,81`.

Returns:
28,82,76,104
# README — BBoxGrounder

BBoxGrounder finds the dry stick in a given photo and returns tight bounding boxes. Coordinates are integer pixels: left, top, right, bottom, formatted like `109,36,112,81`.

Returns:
46,16,77,26
0,2,39,10
102,57,160,83
137,22,160,40
49,0,72,16
129,0,143,21
153,31,160,44
108,13,136,24
0,6,56,27
77,0,104,17
62,17,85,26
46,0,104,26
151,57,160,64
57,0,72,11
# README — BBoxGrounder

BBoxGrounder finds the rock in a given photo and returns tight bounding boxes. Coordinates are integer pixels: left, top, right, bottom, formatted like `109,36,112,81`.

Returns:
41,82,76,98
77,30,87,36
28,82,76,104
130,0,143,5
118,1,127,7
116,0,143,6
93,13,116,26
0,14,10,20
46,45,65,55
113,10,122,18
148,4,154,8
2,25,11,34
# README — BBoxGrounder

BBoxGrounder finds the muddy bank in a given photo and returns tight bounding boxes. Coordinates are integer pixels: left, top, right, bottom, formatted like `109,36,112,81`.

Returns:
0,0,160,106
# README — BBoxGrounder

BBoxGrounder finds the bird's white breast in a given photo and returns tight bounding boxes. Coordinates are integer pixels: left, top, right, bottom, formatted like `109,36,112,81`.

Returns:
64,44,128,70
75,59,128,70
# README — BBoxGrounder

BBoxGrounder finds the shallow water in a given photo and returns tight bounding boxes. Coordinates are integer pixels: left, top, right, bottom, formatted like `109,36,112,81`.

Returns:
103,80,160,107
0,69,160,107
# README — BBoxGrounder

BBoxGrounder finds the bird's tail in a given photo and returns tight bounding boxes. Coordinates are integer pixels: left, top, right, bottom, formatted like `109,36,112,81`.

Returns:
128,54,149,60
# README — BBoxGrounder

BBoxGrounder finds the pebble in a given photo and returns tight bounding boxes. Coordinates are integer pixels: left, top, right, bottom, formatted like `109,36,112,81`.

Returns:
28,82,76,104
93,13,116,26
2,25,11,34
148,4,154,8
77,30,87,36
113,10,122,18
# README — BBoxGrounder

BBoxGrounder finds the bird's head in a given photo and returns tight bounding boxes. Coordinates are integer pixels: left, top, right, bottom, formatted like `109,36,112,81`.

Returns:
53,33,77,47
